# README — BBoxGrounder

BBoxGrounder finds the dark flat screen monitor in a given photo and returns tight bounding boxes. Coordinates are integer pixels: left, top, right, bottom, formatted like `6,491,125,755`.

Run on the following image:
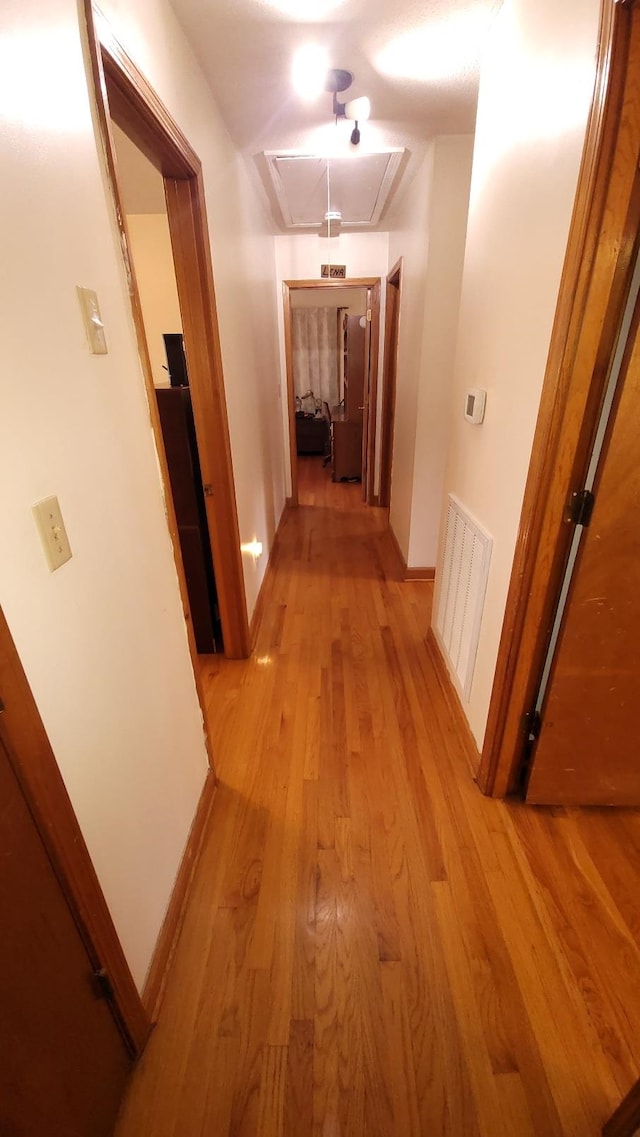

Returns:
163,333,189,387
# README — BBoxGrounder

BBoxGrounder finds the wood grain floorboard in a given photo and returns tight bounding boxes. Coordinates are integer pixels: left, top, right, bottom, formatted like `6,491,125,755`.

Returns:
114,457,640,1137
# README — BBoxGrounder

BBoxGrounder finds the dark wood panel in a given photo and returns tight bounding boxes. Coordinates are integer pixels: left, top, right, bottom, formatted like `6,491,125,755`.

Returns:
345,314,366,422
332,417,363,481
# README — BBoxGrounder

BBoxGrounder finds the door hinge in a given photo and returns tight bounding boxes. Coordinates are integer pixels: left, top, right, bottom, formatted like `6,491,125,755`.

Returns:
567,488,595,527
91,967,114,1001
522,708,542,743
518,708,542,791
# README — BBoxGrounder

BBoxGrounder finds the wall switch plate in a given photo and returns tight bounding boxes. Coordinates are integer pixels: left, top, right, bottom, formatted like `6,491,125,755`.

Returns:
32,496,73,572
77,286,107,354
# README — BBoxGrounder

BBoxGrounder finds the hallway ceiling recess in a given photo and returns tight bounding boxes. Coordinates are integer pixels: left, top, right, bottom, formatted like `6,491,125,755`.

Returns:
169,0,502,233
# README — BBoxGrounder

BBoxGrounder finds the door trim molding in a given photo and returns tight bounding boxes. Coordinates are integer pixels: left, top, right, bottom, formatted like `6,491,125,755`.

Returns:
379,258,403,509
84,3,250,662
0,608,150,1056
282,278,381,506
479,0,640,795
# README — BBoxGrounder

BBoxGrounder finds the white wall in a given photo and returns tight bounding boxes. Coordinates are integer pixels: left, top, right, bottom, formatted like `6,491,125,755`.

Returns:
386,145,434,559
386,139,473,567
0,0,208,988
291,286,367,314
0,0,284,988
274,232,390,496
126,213,182,388
409,137,474,568
437,0,602,746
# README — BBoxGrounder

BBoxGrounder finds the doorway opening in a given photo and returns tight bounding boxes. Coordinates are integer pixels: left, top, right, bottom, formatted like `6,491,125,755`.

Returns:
110,125,223,654
283,278,381,507
85,3,250,691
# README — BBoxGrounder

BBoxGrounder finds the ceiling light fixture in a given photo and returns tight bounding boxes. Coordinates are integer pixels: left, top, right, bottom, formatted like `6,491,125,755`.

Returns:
325,68,371,146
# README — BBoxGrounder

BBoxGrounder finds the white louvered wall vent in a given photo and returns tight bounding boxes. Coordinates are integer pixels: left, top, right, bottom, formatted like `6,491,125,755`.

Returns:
434,496,493,702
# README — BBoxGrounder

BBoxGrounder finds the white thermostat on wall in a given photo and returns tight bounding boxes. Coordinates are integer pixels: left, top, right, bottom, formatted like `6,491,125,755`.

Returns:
464,388,486,424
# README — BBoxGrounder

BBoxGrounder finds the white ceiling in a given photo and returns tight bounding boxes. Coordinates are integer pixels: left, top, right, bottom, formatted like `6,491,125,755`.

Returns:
169,0,502,233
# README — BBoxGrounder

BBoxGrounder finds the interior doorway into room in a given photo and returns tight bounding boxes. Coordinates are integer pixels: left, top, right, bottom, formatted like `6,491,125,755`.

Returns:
110,125,223,656
283,278,381,507
84,1,250,694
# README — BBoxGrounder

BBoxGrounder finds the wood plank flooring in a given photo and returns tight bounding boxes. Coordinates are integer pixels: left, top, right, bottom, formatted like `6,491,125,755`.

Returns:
115,457,640,1137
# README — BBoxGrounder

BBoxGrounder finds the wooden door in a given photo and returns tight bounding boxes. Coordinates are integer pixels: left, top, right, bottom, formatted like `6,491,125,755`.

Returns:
345,314,366,422
525,290,640,805
0,735,132,1135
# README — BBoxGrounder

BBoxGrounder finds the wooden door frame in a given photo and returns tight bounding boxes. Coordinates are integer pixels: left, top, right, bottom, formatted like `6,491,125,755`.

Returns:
282,277,381,505
378,258,403,509
0,608,150,1056
478,0,640,796
84,3,250,671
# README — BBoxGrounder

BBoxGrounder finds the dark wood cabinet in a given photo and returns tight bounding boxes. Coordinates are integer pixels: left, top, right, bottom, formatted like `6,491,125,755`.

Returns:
331,410,362,481
156,386,222,653
331,314,366,481
344,314,366,422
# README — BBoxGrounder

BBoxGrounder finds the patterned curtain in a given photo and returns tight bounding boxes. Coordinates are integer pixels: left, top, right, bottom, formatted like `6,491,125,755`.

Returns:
291,308,339,408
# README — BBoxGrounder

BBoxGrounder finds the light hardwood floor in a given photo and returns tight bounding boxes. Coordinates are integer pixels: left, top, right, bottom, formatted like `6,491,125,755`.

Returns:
115,456,640,1137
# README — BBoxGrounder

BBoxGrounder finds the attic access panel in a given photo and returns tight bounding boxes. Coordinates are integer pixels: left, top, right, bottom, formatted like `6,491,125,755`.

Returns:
264,150,404,230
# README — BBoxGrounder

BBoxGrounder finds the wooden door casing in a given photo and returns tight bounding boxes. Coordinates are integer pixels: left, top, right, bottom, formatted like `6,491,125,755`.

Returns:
379,262,402,509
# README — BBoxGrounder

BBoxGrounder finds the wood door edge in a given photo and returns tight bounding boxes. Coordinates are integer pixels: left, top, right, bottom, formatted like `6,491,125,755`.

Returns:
379,260,402,509
479,0,636,797
366,279,381,503
282,282,299,507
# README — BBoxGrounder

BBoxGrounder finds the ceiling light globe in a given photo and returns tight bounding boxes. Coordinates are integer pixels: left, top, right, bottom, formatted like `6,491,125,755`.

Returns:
344,95,370,122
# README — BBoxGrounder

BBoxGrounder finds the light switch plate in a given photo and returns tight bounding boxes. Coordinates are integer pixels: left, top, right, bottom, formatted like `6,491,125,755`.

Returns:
32,496,73,572
77,286,107,354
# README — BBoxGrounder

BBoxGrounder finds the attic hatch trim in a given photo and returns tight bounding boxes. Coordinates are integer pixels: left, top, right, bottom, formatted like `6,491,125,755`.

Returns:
263,148,405,230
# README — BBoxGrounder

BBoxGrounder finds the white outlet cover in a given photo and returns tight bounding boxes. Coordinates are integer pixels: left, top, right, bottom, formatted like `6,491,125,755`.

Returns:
32,496,73,572
77,286,107,355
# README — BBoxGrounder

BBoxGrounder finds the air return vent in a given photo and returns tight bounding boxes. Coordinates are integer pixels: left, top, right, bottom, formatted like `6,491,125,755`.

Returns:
434,496,492,701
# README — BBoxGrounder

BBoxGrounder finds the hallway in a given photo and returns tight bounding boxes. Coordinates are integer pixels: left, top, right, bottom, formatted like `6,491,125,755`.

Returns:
115,458,640,1137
